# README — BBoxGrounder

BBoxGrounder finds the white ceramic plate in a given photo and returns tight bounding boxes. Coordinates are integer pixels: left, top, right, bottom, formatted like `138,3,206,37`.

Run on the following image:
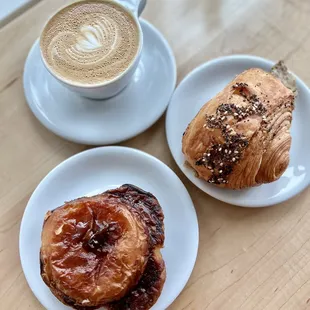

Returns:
23,19,176,145
19,146,198,309
166,55,310,207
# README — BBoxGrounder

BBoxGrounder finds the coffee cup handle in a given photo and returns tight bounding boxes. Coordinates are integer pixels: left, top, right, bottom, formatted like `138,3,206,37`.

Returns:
116,0,147,17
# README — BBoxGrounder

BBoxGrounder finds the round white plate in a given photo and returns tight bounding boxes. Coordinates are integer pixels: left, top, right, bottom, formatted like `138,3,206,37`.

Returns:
19,146,198,309
23,19,176,145
166,55,310,207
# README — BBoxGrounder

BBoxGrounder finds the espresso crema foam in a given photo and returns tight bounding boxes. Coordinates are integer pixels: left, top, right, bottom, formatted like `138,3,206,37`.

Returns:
40,1,140,85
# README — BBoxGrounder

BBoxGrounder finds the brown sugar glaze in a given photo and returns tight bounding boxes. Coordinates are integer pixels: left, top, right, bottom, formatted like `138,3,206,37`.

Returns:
40,184,165,310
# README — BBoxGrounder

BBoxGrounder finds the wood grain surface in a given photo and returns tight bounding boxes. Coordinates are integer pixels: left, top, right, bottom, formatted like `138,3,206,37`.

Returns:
1,0,310,309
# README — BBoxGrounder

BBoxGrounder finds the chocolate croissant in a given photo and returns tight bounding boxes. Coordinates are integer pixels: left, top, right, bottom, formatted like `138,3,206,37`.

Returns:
40,184,165,310
182,61,296,189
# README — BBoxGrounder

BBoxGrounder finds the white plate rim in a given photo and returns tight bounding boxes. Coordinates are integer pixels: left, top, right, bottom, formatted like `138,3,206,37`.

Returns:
19,146,199,309
166,54,310,207
23,19,177,145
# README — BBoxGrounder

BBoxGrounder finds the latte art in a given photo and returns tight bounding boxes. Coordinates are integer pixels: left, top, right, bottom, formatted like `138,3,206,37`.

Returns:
64,18,118,65
41,1,140,85
76,23,116,51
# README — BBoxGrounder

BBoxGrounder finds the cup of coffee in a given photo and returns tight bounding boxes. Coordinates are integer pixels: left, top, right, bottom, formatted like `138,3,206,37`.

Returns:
40,0,146,99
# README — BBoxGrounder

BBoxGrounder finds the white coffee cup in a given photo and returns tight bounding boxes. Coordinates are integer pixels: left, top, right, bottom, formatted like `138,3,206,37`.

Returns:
40,0,147,100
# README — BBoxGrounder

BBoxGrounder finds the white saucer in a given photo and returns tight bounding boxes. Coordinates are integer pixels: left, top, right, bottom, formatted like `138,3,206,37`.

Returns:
19,146,198,309
23,19,176,145
166,55,310,207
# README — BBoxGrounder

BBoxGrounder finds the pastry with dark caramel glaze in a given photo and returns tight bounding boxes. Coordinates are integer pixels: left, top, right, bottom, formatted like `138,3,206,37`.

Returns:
107,249,166,310
40,184,165,310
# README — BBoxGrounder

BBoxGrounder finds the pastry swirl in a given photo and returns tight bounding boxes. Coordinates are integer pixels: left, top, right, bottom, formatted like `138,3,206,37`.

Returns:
40,184,165,309
182,62,295,189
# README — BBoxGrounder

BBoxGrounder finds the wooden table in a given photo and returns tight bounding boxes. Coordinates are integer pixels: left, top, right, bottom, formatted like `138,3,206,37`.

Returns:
1,0,310,309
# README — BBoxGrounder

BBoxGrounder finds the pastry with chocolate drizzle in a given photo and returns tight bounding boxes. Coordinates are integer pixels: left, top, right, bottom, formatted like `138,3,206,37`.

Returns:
182,61,296,189
40,184,165,310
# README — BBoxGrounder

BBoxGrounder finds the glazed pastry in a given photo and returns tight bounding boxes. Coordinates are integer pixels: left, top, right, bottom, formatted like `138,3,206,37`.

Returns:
40,184,165,310
182,61,296,189
107,248,166,310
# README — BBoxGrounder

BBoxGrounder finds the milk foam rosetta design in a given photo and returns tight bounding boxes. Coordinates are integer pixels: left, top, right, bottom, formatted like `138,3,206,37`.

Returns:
40,1,140,85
